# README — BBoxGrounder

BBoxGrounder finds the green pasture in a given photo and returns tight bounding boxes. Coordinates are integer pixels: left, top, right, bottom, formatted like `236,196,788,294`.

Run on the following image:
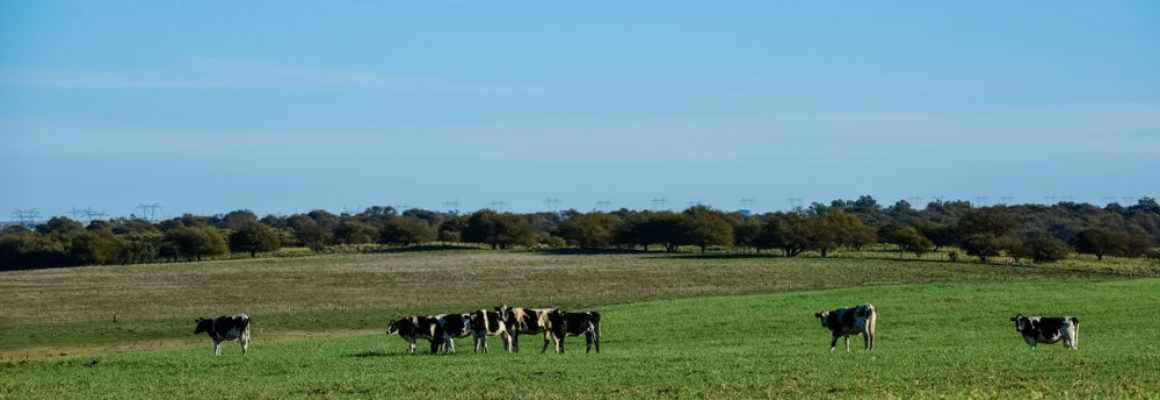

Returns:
3,279,1159,399
3,249,1151,358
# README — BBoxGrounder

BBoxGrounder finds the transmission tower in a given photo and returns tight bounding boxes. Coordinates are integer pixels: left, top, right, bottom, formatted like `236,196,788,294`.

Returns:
999,195,1015,205
975,196,989,207
137,203,161,221
787,197,802,209
650,197,668,210
1044,195,1057,205
544,197,561,212
1102,196,1117,205
487,201,506,212
906,196,923,206
595,200,611,212
739,198,755,211
442,199,461,215
13,209,40,227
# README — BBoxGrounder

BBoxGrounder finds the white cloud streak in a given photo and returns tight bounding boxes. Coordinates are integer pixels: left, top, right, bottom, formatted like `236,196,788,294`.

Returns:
0,59,539,93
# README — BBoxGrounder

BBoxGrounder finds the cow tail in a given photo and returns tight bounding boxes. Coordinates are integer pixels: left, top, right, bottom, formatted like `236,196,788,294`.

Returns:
866,304,877,338
239,315,252,341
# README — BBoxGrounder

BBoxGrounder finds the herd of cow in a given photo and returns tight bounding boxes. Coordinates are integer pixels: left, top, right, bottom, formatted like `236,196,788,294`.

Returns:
385,305,602,355
192,303,1079,356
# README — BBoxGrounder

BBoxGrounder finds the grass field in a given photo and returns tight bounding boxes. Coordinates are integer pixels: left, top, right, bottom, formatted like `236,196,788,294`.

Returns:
2,279,1158,399
3,248,1152,358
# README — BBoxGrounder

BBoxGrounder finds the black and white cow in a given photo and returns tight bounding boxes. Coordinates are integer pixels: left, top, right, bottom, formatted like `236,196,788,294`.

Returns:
468,309,511,353
194,314,250,356
495,305,555,353
544,309,601,354
435,313,474,354
814,303,876,352
1010,314,1078,349
386,315,442,354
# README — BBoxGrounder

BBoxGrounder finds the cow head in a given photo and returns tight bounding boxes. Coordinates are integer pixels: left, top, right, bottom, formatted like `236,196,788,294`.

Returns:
495,305,512,324
194,318,210,335
814,311,831,327
386,320,398,335
1010,315,1029,332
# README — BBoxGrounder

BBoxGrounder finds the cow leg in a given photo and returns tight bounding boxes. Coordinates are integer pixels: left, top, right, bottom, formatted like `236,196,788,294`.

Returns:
541,334,551,354
844,336,850,352
501,332,513,353
829,336,839,352
239,336,248,355
1024,336,1037,349
594,330,600,353
213,340,221,356
406,337,416,355
862,331,869,351
585,332,593,353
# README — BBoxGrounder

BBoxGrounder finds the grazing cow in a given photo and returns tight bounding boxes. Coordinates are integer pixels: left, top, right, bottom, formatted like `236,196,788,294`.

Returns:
544,309,602,354
436,313,474,354
386,315,442,354
1010,314,1078,349
814,303,877,352
468,309,511,353
495,305,555,353
194,314,250,356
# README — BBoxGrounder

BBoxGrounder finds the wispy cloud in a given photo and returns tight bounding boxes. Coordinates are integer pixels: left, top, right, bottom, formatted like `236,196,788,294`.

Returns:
0,59,539,93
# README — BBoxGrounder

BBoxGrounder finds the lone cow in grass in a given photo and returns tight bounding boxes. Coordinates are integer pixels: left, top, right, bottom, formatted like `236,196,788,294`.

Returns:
1010,314,1079,349
814,303,877,352
194,314,251,355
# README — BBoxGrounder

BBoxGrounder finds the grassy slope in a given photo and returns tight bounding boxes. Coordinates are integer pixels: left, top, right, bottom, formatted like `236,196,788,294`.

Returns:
3,249,1148,356
3,279,1159,399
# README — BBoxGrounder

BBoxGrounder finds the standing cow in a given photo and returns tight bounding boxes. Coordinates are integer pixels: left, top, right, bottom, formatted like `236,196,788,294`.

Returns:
814,303,877,352
1010,314,1079,349
194,314,250,356
544,309,602,354
435,313,474,354
386,315,442,354
469,309,511,353
495,305,555,353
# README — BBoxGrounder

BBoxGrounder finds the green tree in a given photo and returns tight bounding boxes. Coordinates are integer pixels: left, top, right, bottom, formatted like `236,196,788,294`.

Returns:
1010,236,1071,263
683,205,733,252
959,234,1004,262
36,217,84,235
438,215,468,243
380,217,437,246
878,223,933,258
334,220,378,245
1072,228,1127,261
220,209,258,230
462,210,536,249
918,223,958,251
756,212,811,257
229,222,282,257
163,226,228,261
731,217,763,251
67,231,120,265
554,212,623,248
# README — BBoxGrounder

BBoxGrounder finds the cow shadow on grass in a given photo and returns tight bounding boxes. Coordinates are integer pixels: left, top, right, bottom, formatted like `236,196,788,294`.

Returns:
346,350,408,358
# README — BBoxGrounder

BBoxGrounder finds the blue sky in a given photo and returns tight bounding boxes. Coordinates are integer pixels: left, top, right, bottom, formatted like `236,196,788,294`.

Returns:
2,1,1158,218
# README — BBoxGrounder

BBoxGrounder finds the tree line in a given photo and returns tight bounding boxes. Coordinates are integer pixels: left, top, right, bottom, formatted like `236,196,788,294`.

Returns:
2,196,1159,270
